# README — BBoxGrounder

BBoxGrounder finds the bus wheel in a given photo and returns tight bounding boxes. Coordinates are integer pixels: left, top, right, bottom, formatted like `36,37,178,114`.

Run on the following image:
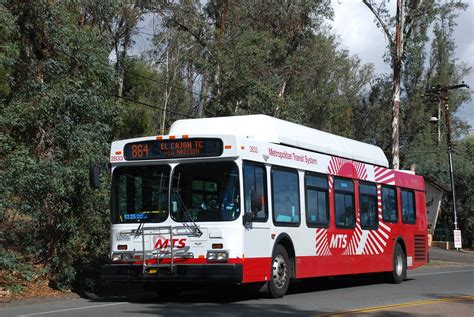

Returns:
389,243,406,284
269,245,290,298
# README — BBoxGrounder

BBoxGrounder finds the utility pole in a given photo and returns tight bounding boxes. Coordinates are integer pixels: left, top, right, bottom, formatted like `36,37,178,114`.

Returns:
426,82,470,250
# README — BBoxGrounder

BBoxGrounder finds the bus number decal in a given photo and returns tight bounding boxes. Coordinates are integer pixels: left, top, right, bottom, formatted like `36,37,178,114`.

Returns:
110,155,123,162
249,146,258,153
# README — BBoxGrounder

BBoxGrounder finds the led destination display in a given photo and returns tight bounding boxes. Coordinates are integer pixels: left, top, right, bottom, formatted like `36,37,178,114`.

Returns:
123,138,223,160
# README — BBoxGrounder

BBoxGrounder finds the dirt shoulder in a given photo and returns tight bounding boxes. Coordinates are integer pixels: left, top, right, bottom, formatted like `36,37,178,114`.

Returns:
0,277,79,304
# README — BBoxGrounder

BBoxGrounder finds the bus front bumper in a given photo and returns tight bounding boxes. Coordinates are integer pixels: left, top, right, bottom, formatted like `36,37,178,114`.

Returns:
101,263,243,284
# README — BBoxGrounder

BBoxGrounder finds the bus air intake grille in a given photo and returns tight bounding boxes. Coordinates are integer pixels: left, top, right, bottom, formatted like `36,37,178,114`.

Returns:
414,234,426,261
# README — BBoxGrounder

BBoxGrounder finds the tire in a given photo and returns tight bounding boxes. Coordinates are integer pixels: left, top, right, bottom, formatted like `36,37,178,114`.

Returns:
268,245,291,298
388,243,406,284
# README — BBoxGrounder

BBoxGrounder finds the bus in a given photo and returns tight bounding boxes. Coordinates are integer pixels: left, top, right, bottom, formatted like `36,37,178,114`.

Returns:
100,114,428,298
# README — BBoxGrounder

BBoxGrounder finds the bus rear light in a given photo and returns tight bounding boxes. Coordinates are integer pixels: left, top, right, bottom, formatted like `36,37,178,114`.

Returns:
224,145,232,149
206,250,228,262
115,151,122,155
117,244,127,250
212,243,223,249
169,135,176,139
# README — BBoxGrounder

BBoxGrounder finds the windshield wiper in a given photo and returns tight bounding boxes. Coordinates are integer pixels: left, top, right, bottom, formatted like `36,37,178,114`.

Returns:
133,216,147,238
172,189,203,237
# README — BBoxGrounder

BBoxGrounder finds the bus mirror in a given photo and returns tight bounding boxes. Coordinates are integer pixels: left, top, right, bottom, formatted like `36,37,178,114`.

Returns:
89,165,101,189
243,212,254,223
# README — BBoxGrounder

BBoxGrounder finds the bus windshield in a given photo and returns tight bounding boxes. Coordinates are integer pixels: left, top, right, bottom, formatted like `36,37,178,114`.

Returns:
112,165,170,223
171,162,240,222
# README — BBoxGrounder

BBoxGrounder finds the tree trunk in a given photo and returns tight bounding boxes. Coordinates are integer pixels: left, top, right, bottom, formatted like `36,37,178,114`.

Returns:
197,72,210,117
391,0,404,170
117,28,131,97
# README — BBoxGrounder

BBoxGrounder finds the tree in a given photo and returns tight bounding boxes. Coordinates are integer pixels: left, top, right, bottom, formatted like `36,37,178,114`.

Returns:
362,0,442,169
1,1,117,290
150,0,372,135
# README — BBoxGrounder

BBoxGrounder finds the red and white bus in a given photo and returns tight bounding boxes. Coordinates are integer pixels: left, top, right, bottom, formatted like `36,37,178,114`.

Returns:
101,115,428,298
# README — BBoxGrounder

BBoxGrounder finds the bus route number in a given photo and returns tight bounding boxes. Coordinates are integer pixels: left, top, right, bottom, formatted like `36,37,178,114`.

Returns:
131,144,149,158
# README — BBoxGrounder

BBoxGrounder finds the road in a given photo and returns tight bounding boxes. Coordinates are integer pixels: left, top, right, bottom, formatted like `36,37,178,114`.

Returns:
1,265,473,316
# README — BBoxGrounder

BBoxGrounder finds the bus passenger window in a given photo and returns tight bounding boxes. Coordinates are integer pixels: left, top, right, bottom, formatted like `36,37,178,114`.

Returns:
401,189,416,224
272,167,300,226
243,162,267,221
359,182,378,229
382,185,398,222
334,177,355,228
305,173,329,227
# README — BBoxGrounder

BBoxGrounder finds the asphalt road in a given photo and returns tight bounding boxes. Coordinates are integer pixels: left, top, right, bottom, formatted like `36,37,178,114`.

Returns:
1,265,473,317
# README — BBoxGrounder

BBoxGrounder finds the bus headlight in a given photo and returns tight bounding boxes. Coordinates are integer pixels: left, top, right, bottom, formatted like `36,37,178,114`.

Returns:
206,250,228,263
111,252,133,262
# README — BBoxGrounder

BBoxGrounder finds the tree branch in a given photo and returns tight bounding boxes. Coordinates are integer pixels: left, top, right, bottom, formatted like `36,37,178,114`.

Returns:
157,9,210,55
362,0,394,48
403,0,424,41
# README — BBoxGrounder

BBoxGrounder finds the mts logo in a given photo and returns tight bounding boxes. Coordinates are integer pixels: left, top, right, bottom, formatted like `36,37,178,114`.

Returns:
153,236,186,249
330,234,348,248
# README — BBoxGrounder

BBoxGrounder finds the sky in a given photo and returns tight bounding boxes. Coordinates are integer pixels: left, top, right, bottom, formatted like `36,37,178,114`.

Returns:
330,0,474,130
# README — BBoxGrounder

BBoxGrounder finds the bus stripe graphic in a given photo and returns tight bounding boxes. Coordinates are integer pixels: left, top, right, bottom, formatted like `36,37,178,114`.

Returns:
315,229,332,256
371,232,385,253
374,166,395,185
327,157,393,256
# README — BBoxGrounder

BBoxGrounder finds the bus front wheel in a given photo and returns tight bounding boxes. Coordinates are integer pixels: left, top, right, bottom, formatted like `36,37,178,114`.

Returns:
268,245,290,298
388,243,406,284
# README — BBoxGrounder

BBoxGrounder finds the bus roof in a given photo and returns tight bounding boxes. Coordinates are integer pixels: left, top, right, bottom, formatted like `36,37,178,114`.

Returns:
169,115,389,167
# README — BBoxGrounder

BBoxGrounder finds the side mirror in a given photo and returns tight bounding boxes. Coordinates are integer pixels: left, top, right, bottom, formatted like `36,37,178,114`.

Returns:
89,165,101,189
243,212,254,223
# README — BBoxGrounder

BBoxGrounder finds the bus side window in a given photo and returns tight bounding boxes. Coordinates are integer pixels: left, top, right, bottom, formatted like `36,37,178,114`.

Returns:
272,167,300,226
401,189,416,224
243,161,268,221
359,181,378,229
381,185,398,223
305,172,329,227
334,177,355,229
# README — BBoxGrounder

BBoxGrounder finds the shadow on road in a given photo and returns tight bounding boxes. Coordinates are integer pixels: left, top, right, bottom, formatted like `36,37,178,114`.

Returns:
90,274,414,304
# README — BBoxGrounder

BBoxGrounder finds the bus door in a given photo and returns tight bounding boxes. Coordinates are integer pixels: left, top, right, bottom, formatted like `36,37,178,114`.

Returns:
242,161,271,282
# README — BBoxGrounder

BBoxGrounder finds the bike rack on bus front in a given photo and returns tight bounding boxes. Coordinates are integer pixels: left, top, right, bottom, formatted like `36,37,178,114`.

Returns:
121,225,200,275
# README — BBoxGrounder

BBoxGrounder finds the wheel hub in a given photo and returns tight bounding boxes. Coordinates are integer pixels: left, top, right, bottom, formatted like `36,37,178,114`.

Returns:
272,255,288,288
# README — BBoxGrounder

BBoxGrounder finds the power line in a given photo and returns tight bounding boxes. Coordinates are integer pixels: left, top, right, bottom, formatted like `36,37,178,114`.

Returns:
123,67,202,98
111,94,193,118
63,42,204,103
59,48,198,119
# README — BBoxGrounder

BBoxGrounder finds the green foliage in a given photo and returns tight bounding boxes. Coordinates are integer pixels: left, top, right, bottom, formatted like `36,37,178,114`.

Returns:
0,249,37,293
1,1,116,291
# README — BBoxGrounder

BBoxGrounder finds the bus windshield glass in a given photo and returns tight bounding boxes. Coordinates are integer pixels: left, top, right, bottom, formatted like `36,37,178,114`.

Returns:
112,165,170,223
171,162,240,222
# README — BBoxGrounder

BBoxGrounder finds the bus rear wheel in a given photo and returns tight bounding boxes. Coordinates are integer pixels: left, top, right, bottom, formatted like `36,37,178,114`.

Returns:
268,245,290,298
388,243,406,284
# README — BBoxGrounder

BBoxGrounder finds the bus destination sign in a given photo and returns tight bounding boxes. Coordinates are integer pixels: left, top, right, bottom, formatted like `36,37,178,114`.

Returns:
123,138,223,161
